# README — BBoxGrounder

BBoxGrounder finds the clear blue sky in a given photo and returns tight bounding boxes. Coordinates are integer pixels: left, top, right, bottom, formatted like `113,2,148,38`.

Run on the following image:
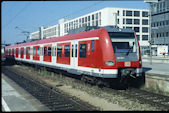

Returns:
2,1,149,44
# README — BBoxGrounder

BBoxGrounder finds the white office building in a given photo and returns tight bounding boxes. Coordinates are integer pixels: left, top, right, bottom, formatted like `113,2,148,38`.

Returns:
30,7,149,52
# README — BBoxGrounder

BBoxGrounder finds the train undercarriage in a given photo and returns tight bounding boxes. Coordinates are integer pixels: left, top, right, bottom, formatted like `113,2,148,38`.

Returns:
3,57,145,89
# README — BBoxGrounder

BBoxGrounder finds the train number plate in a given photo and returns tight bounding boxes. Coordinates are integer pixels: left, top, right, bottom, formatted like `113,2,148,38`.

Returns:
125,62,131,67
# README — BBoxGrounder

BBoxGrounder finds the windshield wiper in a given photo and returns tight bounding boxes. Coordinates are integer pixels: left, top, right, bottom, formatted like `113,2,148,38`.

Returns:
126,47,133,56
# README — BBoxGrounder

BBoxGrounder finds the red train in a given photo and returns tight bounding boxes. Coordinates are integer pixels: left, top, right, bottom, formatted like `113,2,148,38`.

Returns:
4,26,143,87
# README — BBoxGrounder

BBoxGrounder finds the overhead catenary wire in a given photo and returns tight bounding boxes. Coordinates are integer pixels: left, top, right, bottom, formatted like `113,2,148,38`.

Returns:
43,1,104,26
3,2,31,29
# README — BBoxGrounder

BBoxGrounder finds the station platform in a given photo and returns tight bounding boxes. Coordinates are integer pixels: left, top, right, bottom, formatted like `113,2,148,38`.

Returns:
142,56,169,96
2,73,49,111
142,62,169,76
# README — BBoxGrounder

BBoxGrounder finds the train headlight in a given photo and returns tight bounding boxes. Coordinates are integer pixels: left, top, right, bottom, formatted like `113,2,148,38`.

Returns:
106,61,115,66
139,60,142,65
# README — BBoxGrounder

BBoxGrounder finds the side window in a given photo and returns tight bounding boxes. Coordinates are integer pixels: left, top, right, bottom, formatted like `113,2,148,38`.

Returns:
33,48,36,56
44,47,47,56
37,47,40,56
18,49,19,55
48,47,51,56
57,46,62,57
80,44,87,58
91,40,95,51
75,44,77,57
72,45,74,57
24,48,26,55
30,48,32,55
64,45,70,57
20,49,21,55
21,48,24,55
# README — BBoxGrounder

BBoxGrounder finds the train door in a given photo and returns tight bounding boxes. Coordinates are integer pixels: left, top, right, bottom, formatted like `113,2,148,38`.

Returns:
71,41,78,69
43,45,52,62
52,43,56,65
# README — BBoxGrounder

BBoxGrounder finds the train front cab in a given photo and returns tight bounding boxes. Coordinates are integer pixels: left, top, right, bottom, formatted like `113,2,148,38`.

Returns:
107,30,144,86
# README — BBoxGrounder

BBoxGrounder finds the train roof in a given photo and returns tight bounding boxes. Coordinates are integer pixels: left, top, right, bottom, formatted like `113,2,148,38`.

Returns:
5,26,135,49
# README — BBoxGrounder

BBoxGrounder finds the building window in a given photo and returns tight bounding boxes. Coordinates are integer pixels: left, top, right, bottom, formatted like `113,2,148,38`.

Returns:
142,11,148,17
85,17,87,23
92,14,94,20
57,46,62,57
117,19,119,24
123,19,125,24
126,19,132,24
79,18,81,27
166,32,169,37
126,27,132,29
96,20,98,26
142,27,148,33
88,16,90,21
64,45,70,57
99,12,101,25
126,10,132,16
142,35,148,40
134,27,140,32
96,13,98,20
117,10,119,16
142,19,148,25
82,18,84,26
123,10,125,16
80,44,87,58
134,19,140,25
134,11,140,17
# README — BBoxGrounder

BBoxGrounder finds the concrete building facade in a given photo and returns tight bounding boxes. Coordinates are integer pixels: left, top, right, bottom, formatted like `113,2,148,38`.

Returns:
30,7,149,52
149,0,169,55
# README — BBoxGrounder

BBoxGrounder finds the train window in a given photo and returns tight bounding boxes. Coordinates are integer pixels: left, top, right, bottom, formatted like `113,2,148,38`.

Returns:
65,45,70,57
37,47,40,56
24,48,26,55
72,45,74,57
91,40,95,51
48,47,51,56
18,49,19,55
26,48,29,55
75,44,77,57
57,46,62,57
80,44,87,58
33,48,36,56
44,47,47,56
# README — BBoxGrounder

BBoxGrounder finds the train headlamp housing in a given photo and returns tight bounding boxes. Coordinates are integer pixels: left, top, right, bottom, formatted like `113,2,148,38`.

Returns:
106,61,115,66
139,60,142,66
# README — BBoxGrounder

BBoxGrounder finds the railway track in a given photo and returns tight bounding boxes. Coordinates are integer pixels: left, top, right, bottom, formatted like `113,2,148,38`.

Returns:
101,86,169,111
2,64,169,111
2,66,97,111
122,88,169,110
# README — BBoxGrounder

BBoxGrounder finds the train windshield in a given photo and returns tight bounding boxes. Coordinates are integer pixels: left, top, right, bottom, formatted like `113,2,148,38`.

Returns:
108,32,139,61
109,32,137,53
